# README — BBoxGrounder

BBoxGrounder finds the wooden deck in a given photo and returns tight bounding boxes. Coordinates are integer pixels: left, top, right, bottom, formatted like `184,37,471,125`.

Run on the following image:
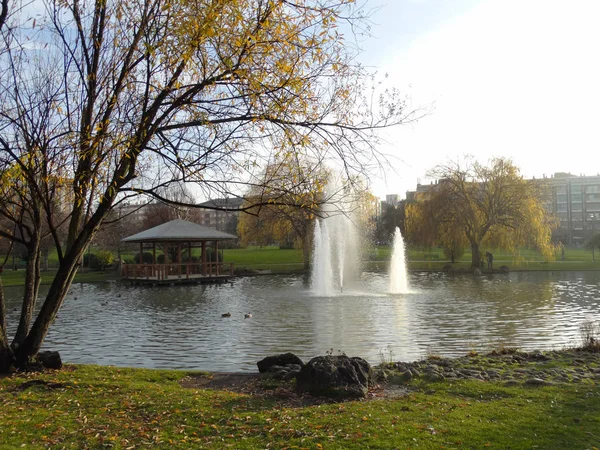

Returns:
121,262,234,285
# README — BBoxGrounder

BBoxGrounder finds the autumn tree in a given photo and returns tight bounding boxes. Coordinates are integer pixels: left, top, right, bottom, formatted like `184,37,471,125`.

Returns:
405,158,557,269
585,233,600,262
238,156,330,268
376,200,405,244
0,0,414,371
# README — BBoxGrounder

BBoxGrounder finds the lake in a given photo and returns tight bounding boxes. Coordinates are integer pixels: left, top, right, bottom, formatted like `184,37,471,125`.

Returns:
4,271,600,371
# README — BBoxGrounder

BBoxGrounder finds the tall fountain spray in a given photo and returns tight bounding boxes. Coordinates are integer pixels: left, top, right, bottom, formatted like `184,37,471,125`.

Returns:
311,213,362,296
311,219,334,296
389,227,409,294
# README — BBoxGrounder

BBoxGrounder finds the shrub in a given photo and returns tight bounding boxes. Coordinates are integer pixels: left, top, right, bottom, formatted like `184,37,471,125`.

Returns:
83,253,99,270
580,321,600,351
205,248,222,263
96,250,114,271
134,252,154,264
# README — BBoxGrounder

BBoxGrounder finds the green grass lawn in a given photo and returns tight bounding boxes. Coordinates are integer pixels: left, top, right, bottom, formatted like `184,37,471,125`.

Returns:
1,244,598,288
1,361,598,449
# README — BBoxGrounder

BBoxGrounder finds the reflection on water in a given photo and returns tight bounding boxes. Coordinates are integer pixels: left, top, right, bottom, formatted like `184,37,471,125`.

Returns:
4,271,600,372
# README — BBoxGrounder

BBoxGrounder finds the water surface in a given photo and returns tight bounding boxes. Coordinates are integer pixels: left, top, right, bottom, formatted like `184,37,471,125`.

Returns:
4,271,600,371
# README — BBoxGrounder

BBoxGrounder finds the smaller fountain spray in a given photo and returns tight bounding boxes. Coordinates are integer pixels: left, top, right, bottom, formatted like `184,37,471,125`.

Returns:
389,227,409,294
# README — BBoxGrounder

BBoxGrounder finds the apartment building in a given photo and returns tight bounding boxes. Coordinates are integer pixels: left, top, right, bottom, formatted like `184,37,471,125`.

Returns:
197,198,244,235
545,173,600,245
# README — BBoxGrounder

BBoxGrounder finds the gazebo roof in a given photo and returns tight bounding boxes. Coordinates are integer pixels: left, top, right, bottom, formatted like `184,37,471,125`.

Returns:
121,219,237,243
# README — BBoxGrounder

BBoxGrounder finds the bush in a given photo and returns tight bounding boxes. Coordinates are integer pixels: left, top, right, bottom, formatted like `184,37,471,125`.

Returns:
580,321,600,351
83,253,99,270
205,248,222,263
96,250,114,271
134,252,154,264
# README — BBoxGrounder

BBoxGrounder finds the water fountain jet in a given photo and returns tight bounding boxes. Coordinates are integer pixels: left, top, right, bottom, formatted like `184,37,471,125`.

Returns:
389,227,409,294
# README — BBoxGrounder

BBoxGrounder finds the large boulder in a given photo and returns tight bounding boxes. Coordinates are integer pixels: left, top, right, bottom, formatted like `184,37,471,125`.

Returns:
35,351,62,370
296,355,372,398
257,353,304,373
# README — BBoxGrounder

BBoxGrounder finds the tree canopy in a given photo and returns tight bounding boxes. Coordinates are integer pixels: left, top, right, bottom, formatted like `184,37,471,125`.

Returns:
405,158,557,269
584,233,600,262
0,0,413,371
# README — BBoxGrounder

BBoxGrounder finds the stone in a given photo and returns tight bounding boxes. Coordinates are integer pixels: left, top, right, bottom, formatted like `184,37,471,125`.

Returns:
257,353,304,373
499,265,510,274
525,378,549,386
424,372,445,382
273,369,289,380
296,355,372,398
409,368,421,377
283,369,301,380
35,351,62,370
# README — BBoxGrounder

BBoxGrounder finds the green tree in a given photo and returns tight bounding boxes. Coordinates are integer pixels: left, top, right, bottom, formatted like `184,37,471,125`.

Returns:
406,158,557,269
0,0,413,371
585,233,600,262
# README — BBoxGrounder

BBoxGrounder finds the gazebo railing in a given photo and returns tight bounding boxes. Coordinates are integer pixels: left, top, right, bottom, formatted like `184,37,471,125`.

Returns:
121,262,234,280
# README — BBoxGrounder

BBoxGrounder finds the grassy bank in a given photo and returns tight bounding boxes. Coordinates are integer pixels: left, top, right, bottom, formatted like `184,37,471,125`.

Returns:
1,349,599,449
0,269,119,288
0,244,597,288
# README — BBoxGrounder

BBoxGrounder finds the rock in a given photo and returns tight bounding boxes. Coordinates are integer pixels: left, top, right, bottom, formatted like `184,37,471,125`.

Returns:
272,369,288,380
499,265,510,274
296,355,372,398
424,372,445,382
525,378,550,386
35,351,62,370
257,353,304,373
388,370,413,385
283,369,301,380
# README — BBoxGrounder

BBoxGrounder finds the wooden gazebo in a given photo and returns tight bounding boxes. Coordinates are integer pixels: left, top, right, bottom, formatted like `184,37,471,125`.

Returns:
120,219,237,284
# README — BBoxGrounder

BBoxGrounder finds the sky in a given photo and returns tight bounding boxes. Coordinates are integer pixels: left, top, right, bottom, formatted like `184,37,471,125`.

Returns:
357,0,600,199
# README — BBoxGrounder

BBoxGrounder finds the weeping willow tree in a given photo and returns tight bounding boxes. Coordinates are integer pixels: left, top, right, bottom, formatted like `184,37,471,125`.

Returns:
0,0,416,371
406,157,558,269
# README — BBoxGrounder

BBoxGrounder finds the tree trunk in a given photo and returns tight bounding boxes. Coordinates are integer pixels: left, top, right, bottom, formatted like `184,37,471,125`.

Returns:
0,276,15,373
12,242,42,349
302,236,310,271
13,251,81,368
471,241,481,269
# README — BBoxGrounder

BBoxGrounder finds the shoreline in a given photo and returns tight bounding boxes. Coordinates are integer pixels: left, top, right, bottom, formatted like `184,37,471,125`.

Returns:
0,264,598,287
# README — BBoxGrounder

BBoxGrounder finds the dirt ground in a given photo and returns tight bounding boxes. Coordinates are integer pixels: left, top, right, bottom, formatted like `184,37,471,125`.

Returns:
179,372,409,407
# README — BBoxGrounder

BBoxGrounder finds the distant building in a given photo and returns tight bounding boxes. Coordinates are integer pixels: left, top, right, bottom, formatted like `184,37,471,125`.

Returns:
544,173,600,245
197,198,244,235
114,197,244,236
405,182,436,202
385,194,400,206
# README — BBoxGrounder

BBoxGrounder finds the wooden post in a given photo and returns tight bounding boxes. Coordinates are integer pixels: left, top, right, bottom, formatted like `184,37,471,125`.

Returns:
187,242,192,279
152,243,156,278
177,243,182,279
201,241,207,275
215,240,220,275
